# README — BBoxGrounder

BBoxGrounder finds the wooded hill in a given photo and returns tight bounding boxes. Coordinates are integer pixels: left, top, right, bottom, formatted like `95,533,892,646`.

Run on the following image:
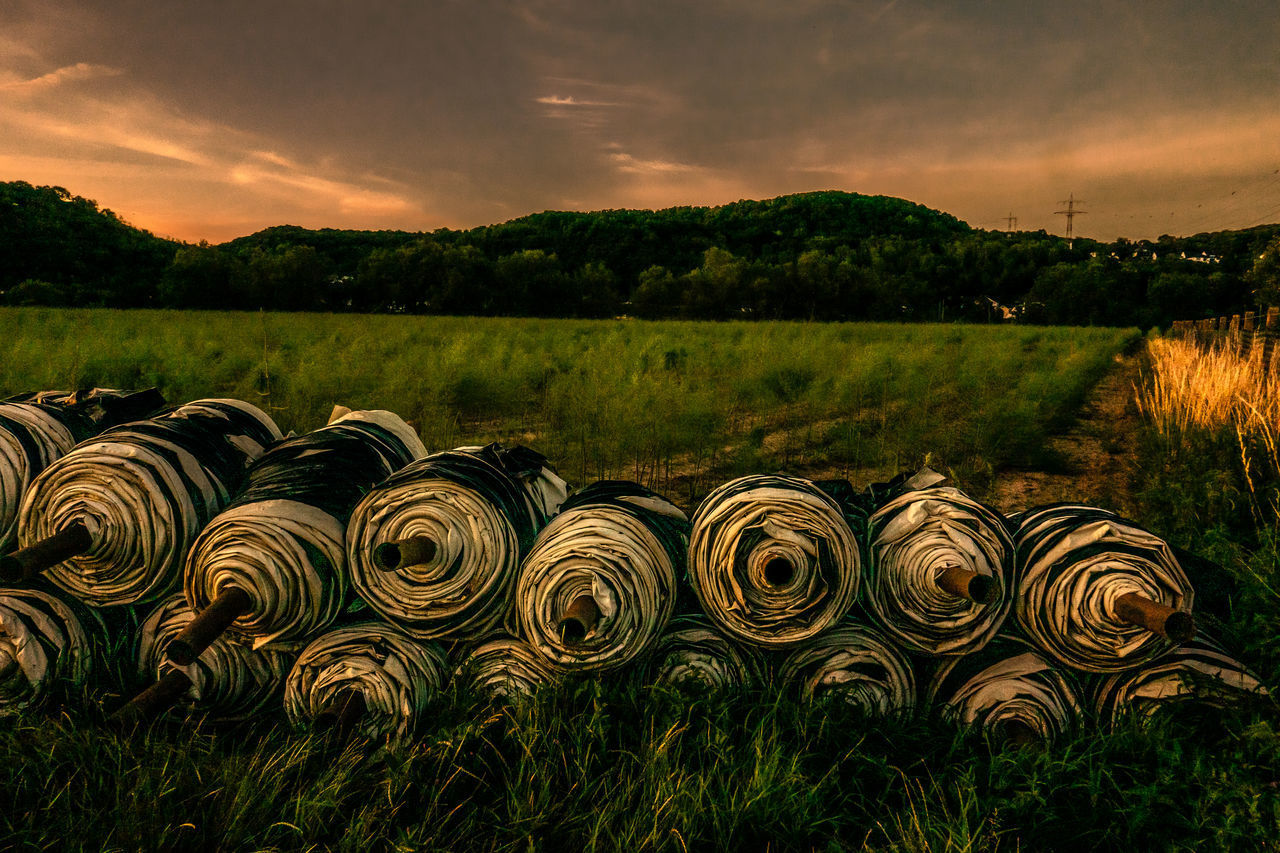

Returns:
2,179,1277,326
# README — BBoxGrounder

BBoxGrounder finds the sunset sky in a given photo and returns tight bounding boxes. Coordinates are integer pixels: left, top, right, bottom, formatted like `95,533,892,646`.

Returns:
2,1,1277,244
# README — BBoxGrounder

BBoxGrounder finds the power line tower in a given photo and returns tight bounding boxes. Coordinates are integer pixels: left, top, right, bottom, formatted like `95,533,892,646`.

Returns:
1055,194,1086,246
1003,212,1018,231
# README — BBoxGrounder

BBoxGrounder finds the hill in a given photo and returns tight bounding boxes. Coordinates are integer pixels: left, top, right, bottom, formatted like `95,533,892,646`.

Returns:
1,179,1277,325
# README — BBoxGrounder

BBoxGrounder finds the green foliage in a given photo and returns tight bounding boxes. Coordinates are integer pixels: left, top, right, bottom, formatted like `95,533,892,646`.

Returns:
1247,235,1280,308
2,678,1276,851
5,179,1278,324
0,308,1137,505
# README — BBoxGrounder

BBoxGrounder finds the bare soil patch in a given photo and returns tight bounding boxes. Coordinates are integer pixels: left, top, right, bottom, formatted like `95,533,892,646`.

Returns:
986,351,1142,516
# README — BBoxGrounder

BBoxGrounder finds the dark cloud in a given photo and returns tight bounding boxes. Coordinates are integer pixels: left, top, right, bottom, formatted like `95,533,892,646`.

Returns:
1,0,1277,240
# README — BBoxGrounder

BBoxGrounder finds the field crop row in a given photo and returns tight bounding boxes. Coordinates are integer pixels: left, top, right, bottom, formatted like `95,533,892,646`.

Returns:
0,308,1139,501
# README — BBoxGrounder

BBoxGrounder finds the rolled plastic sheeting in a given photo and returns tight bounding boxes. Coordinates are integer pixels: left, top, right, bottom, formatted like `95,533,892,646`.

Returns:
1093,636,1269,728
284,622,449,743
688,474,862,647
865,480,1013,656
926,636,1082,743
1,389,164,552
455,635,556,703
643,613,762,692
137,594,292,721
17,399,282,606
517,480,687,673
1013,504,1194,673
347,444,567,640
777,621,915,719
0,584,103,715
184,410,426,648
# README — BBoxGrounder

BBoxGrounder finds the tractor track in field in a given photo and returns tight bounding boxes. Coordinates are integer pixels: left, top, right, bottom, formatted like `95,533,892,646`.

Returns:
986,350,1143,516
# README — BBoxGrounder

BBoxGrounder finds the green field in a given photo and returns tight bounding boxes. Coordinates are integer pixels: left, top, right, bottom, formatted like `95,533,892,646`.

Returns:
0,307,1138,502
2,309,1277,851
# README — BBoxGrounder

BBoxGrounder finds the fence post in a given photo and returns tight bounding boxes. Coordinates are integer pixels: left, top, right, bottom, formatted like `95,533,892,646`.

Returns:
1265,307,1279,367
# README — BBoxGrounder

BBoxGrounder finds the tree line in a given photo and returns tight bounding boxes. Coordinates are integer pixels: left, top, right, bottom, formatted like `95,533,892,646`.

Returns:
2,180,1277,326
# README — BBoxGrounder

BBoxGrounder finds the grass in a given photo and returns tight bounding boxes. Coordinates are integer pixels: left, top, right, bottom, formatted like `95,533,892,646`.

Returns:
0,307,1139,502
5,310,1279,850
3,680,1277,852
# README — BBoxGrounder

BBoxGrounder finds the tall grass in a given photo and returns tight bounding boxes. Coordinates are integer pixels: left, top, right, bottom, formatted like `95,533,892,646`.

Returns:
0,308,1139,502
1136,336,1280,534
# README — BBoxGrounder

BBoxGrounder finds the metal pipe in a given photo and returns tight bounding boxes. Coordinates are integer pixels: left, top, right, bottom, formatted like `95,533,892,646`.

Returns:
0,522,93,583
373,536,437,572
165,587,252,665
1113,592,1195,642
936,565,998,605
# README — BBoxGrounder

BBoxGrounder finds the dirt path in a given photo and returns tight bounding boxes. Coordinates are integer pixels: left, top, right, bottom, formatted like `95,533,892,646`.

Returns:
987,351,1143,516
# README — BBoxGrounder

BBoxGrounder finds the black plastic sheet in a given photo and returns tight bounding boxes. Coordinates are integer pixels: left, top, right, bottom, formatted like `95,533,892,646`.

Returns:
346,444,566,640
688,474,862,647
925,634,1083,742
183,410,425,648
18,399,281,605
776,619,915,719
137,593,293,722
516,480,688,673
864,471,1013,656
284,621,449,743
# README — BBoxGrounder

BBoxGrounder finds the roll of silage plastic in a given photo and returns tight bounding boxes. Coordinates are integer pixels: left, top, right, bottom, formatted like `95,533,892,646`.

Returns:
456,634,555,703
776,620,915,719
346,444,566,640
175,411,425,658
1,389,165,552
687,474,861,648
925,635,1083,744
643,613,763,692
9,399,281,605
284,621,449,743
516,480,686,673
1013,504,1195,673
135,593,293,722
0,583,104,715
864,471,1013,656
1092,635,1269,728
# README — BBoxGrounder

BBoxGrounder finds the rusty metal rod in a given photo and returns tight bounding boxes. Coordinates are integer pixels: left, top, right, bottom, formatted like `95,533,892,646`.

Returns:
935,565,998,605
1113,592,1195,642
558,594,600,644
165,587,252,665
314,689,367,738
0,522,93,583
374,536,437,572
110,669,193,726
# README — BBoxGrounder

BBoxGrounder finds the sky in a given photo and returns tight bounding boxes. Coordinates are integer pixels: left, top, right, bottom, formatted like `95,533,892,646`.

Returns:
2,0,1278,244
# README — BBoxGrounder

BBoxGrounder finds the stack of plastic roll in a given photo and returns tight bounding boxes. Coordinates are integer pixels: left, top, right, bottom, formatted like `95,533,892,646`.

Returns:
1013,504,1195,673
516,481,687,673
864,472,1014,656
456,634,555,702
346,444,566,640
1093,636,1269,728
777,620,915,718
1,388,164,552
926,635,1083,744
9,399,281,604
136,594,292,721
178,411,426,654
0,583,103,715
643,613,762,692
284,622,449,743
688,474,862,647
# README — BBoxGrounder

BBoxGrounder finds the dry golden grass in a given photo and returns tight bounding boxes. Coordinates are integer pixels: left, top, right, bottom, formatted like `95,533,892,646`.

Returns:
1138,336,1279,439
1138,334,1280,523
